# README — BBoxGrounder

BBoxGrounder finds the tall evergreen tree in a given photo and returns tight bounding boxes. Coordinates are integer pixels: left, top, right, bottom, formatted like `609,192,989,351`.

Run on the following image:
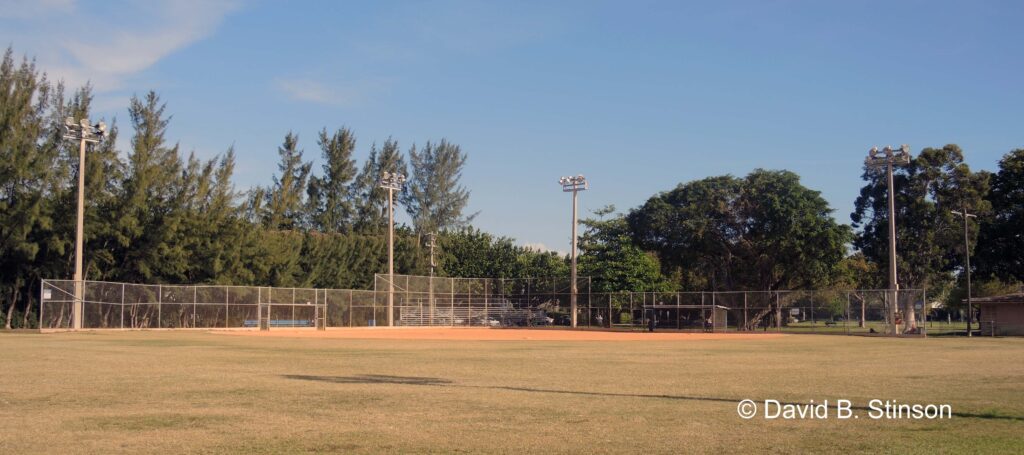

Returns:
263,132,311,230
402,139,476,234
352,138,406,232
976,149,1024,283
306,127,358,233
0,48,55,328
114,91,187,282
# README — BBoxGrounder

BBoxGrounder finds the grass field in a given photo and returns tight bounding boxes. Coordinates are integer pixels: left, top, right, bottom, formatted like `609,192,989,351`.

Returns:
1,330,1022,454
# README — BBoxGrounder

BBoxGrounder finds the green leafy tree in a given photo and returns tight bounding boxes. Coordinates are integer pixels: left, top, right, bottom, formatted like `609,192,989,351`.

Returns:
629,170,850,327
518,249,568,280
438,227,523,278
629,170,849,292
402,139,476,233
579,205,675,293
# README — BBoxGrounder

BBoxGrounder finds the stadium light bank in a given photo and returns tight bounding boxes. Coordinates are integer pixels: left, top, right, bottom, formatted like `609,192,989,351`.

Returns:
559,174,588,328
380,171,406,327
865,145,911,336
63,117,108,330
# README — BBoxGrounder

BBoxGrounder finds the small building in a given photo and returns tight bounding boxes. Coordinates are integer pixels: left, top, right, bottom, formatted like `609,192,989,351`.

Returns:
971,293,1024,336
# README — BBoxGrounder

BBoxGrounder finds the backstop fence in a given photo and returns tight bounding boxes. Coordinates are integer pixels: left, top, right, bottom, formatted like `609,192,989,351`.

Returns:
41,275,952,335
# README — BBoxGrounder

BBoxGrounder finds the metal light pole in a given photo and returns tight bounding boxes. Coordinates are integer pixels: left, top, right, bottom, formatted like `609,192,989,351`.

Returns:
865,145,911,335
559,175,588,328
380,171,406,327
426,232,437,326
62,117,107,330
951,206,977,337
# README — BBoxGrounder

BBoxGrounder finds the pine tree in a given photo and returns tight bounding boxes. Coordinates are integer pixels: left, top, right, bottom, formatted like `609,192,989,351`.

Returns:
0,48,56,328
352,138,406,232
307,127,358,233
263,132,311,230
114,91,187,282
402,139,476,234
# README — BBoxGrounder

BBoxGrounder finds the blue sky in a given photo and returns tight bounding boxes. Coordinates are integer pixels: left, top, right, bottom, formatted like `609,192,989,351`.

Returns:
2,0,1022,253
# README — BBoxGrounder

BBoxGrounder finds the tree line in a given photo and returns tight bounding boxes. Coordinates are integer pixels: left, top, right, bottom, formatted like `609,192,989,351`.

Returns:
0,48,561,328
2,45,1023,329
578,147,1024,313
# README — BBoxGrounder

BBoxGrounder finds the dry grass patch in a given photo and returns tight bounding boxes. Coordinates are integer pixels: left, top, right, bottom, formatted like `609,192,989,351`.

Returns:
0,331,1022,453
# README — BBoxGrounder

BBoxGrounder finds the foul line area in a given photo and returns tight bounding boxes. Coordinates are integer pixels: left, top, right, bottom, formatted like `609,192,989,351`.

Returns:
214,327,786,341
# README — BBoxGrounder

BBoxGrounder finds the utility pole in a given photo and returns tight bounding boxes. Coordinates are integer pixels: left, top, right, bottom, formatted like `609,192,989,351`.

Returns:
426,232,436,326
559,175,588,328
865,145,912,335
380,171,406,327
62,117,108,330
951,205,977,337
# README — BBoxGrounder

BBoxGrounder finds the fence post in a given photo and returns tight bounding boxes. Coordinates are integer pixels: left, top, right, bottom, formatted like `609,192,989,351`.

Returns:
770,293,778,332
922,286,928,337
676,293,681,330
713,292,718,333
860,290,866,328
158,284,162,329
845,292,851,335
193,286,198,328
39,280,45,329
225,287,230,328
745,293,753,332
602,293,610,327
811,296,816,334
121,283,126,329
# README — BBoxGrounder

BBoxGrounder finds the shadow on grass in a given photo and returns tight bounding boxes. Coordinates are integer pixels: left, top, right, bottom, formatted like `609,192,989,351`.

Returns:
283,374,452,386
283,374,1024,422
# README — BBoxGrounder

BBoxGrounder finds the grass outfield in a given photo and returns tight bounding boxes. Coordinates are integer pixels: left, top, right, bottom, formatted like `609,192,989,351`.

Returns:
1,331,1022,454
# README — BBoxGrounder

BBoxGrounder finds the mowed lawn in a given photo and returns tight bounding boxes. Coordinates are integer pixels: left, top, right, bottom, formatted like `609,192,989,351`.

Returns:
1,331,1022,454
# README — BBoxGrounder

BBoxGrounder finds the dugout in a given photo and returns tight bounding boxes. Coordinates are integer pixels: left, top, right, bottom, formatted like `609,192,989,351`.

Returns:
638,304,729,331
971,293,1024,336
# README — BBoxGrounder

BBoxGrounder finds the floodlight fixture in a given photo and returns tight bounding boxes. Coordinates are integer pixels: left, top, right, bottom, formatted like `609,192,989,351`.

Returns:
560,174,588,192
380,171,406,191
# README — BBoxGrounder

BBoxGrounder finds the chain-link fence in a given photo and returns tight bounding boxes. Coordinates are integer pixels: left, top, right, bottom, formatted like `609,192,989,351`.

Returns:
41,277,935,335
374,274,589,327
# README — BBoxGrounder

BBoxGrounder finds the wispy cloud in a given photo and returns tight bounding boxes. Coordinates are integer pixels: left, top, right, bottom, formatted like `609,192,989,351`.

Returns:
277,78,349,106
0,0,76,19
276,76,390,107
0,0,239,92
522,242,567,257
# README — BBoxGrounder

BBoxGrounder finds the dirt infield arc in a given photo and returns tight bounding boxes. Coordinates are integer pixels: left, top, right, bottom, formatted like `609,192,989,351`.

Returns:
217,327,787,341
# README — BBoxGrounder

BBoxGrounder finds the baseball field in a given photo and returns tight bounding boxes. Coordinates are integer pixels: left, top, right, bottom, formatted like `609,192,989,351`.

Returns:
1,329,1022,453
